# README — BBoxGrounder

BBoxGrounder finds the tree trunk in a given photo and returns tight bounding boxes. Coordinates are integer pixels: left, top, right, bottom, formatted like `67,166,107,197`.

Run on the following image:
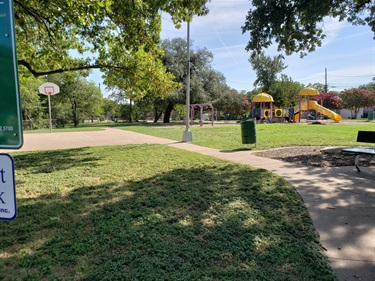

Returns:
72,99,79,127
163,103,174,123
154,109,163,123
353,108,359,119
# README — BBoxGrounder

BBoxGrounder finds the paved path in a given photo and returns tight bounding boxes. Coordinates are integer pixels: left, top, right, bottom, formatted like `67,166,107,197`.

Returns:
1,128,374,281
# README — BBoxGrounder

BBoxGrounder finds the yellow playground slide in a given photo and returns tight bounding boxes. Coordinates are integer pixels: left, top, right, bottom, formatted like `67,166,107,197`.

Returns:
295,101,342,123
308,100,342,122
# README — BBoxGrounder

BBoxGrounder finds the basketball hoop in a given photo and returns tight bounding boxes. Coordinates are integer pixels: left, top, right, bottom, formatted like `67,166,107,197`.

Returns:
44,86,55,95
39,82,60,96
38,82,60,133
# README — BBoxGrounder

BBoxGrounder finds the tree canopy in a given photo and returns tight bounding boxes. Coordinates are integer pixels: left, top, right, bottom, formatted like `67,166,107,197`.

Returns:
48,73,103,127
268,75,304,107
317,92,342,110
242,0,375,57
249,51,286,92
158,37,220,122
15,0,209,78
341,88,374,118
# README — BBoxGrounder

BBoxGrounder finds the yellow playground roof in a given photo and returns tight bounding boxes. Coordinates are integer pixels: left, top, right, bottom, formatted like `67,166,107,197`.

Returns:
252,92,274,102
299,87,319,96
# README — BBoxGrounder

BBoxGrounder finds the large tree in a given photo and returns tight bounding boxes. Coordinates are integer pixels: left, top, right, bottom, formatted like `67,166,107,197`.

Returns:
308,83,327,93
340,88,373,118
102,98,121,121
359,81,375,106
15,0,209,95
249,51,287,92
48,73,103,127
317,92,342,110
268,75,304,107
242,0,375,57
19,72,45,128
212,87,250,119
359,81,375,91
158,38,220,123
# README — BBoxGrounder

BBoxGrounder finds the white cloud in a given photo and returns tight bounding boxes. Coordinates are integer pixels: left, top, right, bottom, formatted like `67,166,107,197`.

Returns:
160,1,375,92
320,18,348,46
194,1,250,28
161,1,250,40
329,65,374,77
210,44,246,52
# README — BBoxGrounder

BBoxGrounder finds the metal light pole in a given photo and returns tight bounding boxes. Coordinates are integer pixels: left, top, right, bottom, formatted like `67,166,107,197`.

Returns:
182,21,193,142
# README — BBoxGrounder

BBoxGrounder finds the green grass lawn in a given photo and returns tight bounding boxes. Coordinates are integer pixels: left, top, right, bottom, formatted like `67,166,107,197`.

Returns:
24,120,375,151
0,145,336,280
118,122,375,150
8,120,372,280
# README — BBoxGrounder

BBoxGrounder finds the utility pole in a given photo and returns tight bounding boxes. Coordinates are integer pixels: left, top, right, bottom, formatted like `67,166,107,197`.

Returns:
324,68,328,92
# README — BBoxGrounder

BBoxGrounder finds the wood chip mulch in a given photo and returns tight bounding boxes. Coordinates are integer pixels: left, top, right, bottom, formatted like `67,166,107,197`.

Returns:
254,146,375,167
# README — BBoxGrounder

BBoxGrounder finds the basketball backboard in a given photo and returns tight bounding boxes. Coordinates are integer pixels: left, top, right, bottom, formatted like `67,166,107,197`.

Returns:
39,82,60,96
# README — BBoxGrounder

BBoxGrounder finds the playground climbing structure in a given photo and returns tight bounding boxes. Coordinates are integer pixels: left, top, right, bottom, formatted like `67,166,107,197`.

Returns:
296,87,342,123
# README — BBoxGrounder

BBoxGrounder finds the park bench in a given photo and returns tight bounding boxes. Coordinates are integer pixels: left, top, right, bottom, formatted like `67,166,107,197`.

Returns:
341,131,375,172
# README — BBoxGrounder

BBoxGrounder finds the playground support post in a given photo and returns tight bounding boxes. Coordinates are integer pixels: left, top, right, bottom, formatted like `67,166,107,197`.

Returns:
298,96,301,122
190,103,214,126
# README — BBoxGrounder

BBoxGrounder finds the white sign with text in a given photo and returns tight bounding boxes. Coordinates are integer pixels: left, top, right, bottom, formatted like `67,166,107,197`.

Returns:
0,153,17,220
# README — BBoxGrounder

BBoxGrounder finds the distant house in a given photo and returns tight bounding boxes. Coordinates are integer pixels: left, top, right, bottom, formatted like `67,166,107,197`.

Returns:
339,107,375,119
339,108,364,119
363,107,375,118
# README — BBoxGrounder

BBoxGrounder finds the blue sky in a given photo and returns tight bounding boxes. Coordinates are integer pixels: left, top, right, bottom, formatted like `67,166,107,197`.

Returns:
91,0,374,95
160,0,374,92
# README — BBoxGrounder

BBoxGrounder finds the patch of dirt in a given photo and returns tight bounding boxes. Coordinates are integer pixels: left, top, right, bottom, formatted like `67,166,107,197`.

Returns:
254,146,375,167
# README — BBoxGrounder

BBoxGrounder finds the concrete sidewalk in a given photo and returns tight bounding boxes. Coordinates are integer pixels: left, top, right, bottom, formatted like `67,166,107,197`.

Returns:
2,127,374,281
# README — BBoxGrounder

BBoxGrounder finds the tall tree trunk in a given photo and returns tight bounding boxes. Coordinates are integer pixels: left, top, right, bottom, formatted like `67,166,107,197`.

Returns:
163,103,174,123
72,99,79,127
154,109,163,123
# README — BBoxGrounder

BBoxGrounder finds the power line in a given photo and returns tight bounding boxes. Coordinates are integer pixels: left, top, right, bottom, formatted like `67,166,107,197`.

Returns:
328,75,374,78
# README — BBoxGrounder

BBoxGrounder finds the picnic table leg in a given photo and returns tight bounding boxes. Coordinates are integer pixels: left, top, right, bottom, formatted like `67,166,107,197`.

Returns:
355,155,361,172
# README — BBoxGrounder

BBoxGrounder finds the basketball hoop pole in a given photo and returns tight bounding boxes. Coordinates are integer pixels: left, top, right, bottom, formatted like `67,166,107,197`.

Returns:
38,82,60,133
47,94,52,133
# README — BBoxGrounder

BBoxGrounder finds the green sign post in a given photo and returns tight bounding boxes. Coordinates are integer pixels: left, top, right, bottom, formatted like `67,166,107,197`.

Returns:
0,0,23,149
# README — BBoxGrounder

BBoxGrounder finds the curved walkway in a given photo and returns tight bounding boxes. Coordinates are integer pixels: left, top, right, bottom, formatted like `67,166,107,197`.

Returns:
2,127,374,281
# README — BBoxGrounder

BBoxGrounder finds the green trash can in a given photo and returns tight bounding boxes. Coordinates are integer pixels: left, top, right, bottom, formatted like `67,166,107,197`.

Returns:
241,121,256,144
368,111,374,120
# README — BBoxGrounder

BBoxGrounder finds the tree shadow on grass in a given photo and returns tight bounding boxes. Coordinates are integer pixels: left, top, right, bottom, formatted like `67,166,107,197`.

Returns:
12,148,101,174
0,161,336,280
0,171,334,280
220,148,255,153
